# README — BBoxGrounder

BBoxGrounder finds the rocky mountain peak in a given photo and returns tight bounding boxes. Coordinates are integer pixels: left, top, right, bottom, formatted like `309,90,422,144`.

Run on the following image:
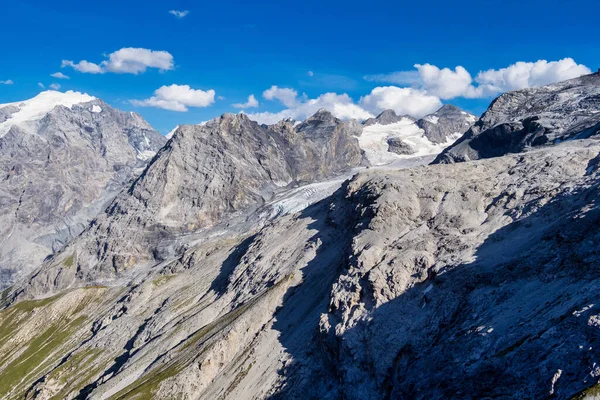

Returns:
435,104,463,114
0,93,166,287
434,72,600,163
18,108,367,288
304,108,337,124
0,90,97,137
363,109,410,126
415,104,476,144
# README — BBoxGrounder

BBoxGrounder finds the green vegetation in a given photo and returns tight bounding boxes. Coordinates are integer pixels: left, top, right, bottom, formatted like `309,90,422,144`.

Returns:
0,288,109,399
46,348,104,400
0,315,87,399
0,294,65,350
63,252,76,268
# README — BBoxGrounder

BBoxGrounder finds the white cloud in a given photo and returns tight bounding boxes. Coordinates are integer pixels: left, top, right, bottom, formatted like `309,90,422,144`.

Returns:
364,58,591,99
130,84,216,112
62,47,175,75
38,82,45,89
49,83,61,90
413,64,477,99
233,94,259,109
359,86,442,118
50,72,70,79
169,10,190,18
61,60,104,74
308,71,314,77
0,79,13,85
474,58,592,93
263,86,299,108
249,84,444,124
247,90,373,124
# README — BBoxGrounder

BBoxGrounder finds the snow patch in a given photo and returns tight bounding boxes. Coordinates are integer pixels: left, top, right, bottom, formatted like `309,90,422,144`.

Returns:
424,115,439,124
358,117,460,166
166,125,179,139
0,90,96,137
91,105,102,113
264,176,350,219
137,150,156,161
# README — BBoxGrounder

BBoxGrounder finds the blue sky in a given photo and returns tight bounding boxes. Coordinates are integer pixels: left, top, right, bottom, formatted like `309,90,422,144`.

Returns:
0,0,598,133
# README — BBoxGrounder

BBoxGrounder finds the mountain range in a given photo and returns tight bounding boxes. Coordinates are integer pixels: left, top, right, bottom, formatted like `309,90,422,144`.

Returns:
1,73,600,399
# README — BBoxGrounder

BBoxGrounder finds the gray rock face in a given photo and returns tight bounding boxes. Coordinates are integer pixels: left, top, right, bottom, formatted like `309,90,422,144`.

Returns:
4,80,600,400
0,105,20,123
386,137,415,155
417,104,477,144
270,110,365,182
434,72,600,163
3,141,600,400
0,95,165,287
17,111,366,292
363,109,413,126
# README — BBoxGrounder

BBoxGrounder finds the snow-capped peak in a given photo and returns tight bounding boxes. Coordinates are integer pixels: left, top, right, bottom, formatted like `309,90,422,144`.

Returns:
0,90,96,137
166,125,179,139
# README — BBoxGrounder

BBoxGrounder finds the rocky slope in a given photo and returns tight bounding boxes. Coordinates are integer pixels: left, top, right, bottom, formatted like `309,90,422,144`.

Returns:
2,79,600,400
434,71,600,163
2,139,600,399
0,91,166,288
417,104,478,144
10,110,365,293
358,106,476,165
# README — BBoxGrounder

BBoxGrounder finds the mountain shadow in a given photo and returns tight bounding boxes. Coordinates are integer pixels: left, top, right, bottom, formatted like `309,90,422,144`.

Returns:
271,172,600,399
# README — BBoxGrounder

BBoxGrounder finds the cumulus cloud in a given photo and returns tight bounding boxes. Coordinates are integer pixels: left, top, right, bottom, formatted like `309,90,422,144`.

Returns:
246,89,374,124
169,10,189,18
233,94,259,109
359,86,443,118
49,83,61,90
248,83,446,124
413,64,478,99
0,79,13,85
263,86,299,108
61,60,104,74
62,48,175,75
130,84,216,111
50,72,69,79
474,58,592,93
364,58,591,99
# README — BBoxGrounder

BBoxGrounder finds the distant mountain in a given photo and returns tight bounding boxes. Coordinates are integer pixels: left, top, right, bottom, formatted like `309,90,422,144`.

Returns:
363,109,414,126
0,91,166,287
433,72,600,163
358,106,476,165
416,104,477,144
